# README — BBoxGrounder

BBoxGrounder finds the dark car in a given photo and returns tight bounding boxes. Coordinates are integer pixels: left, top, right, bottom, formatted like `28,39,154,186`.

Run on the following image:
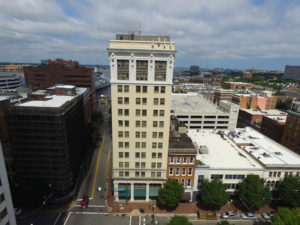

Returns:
81,195,89,209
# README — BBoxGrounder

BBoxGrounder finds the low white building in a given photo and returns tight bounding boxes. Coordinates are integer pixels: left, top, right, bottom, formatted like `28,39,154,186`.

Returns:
171,93,239,130
187,127,300,201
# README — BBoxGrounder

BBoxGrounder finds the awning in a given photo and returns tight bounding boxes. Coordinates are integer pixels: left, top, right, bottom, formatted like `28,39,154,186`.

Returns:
119,189,130,197
134,189,146,197
183,192,191,201
149,189,159,197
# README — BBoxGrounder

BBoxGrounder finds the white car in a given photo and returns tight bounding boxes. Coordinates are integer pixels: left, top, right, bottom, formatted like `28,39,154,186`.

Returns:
262,211,275,220
14,208,23,216
241,212,257,220
221,211,239,219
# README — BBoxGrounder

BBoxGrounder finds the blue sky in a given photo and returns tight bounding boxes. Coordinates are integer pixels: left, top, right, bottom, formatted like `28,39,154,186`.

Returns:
0,0,300,70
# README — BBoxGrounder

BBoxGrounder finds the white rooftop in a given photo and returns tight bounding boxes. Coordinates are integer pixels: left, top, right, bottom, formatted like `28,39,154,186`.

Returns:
187,129,263,170
225,127,300,168
241,109,286,116
265,115,287,123
172,93,225,114
55,85,75,89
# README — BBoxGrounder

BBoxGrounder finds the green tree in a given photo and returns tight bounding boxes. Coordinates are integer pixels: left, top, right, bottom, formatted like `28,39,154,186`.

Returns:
158,179,184,207
278,176,300,207
91,111,103,122
217,221,235,225
238,174,271,209
272,207,300,225
167,215,192,225
201,179,229,207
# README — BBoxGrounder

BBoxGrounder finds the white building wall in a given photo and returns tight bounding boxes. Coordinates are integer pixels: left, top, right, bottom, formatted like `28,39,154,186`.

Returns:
0,142,16,225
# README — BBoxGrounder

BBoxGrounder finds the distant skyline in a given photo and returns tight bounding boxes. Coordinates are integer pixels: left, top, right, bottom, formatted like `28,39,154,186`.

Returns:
0,0,300,70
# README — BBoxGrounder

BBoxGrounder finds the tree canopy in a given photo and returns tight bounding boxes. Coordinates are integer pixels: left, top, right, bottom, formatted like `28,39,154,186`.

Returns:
272,207,300,225
167,215,192,225
278,176,300,207
201,179,229,207
238,174,271,209
158,179,184,207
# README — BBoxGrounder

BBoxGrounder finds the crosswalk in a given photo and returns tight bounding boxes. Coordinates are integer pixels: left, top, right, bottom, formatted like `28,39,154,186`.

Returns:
129,216,153,225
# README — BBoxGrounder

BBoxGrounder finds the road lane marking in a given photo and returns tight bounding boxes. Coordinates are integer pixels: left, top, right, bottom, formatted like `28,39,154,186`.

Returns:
129,216,132,225
91,133,105,199
73,212,109,215
74,205,106,207
63,212,72,225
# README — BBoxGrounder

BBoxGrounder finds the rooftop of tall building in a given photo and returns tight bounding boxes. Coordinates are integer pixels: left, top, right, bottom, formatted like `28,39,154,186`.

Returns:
116,34,171,42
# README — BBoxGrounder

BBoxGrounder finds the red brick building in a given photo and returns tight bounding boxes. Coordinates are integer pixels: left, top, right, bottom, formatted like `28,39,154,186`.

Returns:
261,115,286,143
213,89,234,106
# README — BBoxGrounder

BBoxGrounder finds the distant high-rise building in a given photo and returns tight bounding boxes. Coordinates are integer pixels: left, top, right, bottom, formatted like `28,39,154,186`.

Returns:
281,101,300,154
284,65,300,80
23,59,96,110
7,85,89,198
0,141,17,225
108,33,175,201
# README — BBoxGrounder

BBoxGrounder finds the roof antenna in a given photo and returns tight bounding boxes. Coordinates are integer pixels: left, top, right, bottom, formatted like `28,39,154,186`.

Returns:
138,9,141,35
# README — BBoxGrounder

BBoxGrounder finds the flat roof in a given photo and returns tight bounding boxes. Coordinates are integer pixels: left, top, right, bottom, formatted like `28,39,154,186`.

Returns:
240,109,286,116
225,127,300,168
265,115,287,122
55,85,75,89
172,93,225,114
187,129,263,170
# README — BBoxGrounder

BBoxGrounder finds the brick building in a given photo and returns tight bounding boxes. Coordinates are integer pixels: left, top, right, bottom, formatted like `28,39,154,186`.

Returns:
224,82,254,90
232,94,277,110
213,89,234,106
24,59,95,110
281,101,300,154
261,116,286,143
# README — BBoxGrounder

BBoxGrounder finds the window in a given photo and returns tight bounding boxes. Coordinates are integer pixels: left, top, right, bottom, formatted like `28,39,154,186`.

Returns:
135,172,140,177
160,98,165,105
124,85,129,92
119,171,124,177
136,60,148,81
181,179,185,187
125,142,129,148
135,152,140,158
188,168,193,176
273,172,277,177
124,97,129,104
154,98,159,105
119,152,123,158
118,109,123,116
141,142,146,148
176,168,180,176
159,132,163,138
158,153,162,158
269,172,272,177
142,109,147,116
119,142,123,148
125,120,129,127
0,193,5,204
182,168,186,176
125,171,129,177
155,61,167,81
151,172,155,177
141,162,145,168
141,172,145,177
189,157,194,164
153,110,158,116
157,172,161,177
157,162,162,168
142,98,147,105
124,109,129,116
159,110,164,116
117,59,129,80
118,120,123,127
125,131,129,138
152,142,157,148
125,152,129,158
183,157,187,164
153,121,158,127
161,86,165,93
142,121,147,127
135,109,141,116
142,132,146,138
187,179,191,187
277,172,281,177
158,142,163,148
0,208,7,220
135,142,140,148
151,162,156,168
118,97,123,104
169,168,174,175
159,121,164,128
118,85,122,92
152,153,156,158
170,157,174,164
136,86,141,93
119,162,124,168
141,152,146,158
135,162,140,168
154,86,159,93
143,86,147,93
136,98,141,104
136,121,140,127
176,157,181,164
118,131,123,138
152,132,158,138
211,174,223,179
136,132,140,138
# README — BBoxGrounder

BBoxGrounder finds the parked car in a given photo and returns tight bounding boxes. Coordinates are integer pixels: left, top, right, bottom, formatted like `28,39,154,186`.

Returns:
262,211,275,220
241,212,257,220
221,211,239,219
14,208,23,216
81,195,89,209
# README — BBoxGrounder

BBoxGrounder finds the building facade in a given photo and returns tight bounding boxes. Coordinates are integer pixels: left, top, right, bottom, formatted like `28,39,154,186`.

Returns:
261,116,286,143
7,85,89,198
109,34,175,201
281,101,300,154
284,65,300,80
213,89,234,106
0,74,22,90
232,94,277,110
0,141,16,225
223,82,254,90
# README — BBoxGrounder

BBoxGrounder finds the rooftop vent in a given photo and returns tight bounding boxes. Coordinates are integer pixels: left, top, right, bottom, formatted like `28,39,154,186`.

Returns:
199,145,209,154
262,152,271,157
274,152,283,156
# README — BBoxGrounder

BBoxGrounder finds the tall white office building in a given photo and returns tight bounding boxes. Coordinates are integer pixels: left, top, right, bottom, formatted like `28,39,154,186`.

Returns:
108,34,176,201
0,141,16,225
